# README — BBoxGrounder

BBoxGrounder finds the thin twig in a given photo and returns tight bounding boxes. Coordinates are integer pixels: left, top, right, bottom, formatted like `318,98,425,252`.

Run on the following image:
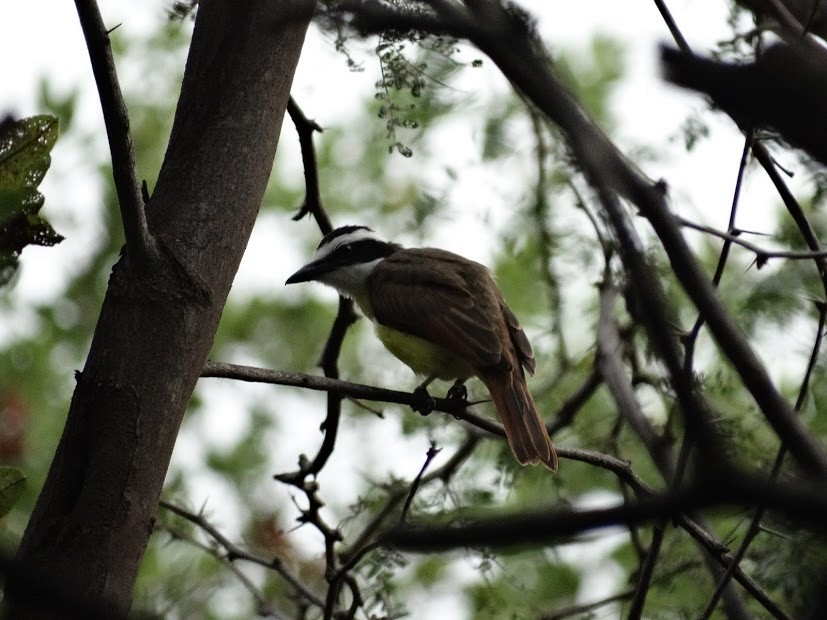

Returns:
157,524,285,618
340,434,480,562
651,0,690,52
543,560,699,619
202,359,503,436
683,132,753,374
158,500,326,610
283,97,356,483
752,143,827,298
287,97,332,233
400,443,442,524
74,0,158,268
680,218,827,262
627,525,667,619
304,296,359,478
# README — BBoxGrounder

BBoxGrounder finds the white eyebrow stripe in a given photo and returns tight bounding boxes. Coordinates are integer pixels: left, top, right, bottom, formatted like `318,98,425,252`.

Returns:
313,229,384,261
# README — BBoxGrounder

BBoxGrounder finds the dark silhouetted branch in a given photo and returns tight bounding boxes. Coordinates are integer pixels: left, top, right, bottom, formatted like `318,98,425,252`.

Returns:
401,443,442,523
288,97,332,233
380,472,827,552
74,0,158,268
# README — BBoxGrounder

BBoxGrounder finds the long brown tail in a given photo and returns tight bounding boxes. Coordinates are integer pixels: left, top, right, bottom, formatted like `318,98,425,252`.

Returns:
481,370,558,471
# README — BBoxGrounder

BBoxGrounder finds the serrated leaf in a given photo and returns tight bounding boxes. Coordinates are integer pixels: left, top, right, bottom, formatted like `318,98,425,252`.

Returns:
0,466,26,518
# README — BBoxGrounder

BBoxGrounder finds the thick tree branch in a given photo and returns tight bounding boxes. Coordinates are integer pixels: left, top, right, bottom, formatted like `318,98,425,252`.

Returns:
0,552,121,619
379,472,827,552
73,0,159,268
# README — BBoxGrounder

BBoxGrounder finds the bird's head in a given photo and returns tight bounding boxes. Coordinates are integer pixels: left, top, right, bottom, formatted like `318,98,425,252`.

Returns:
286,225,401,297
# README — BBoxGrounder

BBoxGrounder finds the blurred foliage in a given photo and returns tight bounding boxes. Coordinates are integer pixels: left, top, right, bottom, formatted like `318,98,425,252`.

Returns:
0,467,25,520
3,4,827,620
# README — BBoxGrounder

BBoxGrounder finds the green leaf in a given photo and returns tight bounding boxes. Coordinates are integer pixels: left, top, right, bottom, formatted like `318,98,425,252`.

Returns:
0,115,62,286
0,114,59,220
0,466,26,518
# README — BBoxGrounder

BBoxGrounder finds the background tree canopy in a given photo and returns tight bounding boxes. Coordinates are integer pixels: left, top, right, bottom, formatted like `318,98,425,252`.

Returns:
3,0,827,618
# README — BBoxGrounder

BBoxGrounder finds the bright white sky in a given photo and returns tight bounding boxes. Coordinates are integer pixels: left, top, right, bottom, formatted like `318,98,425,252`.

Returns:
2,1,813,617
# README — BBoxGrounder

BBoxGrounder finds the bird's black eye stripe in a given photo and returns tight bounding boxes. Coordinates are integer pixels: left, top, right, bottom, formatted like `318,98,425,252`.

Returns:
330,239,400,264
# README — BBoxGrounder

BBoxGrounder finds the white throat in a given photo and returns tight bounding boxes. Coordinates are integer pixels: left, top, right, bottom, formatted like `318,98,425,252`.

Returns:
320,258,384,301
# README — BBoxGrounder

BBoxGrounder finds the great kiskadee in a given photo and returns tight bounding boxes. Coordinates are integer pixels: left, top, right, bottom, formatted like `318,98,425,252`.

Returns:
286,225,558,470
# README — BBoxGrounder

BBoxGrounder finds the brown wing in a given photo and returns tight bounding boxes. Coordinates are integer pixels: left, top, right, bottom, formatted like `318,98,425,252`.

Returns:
369,248,531,373
499,297,536,375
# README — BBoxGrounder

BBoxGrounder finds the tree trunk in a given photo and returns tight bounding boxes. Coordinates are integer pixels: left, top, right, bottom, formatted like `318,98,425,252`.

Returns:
6,0,313,616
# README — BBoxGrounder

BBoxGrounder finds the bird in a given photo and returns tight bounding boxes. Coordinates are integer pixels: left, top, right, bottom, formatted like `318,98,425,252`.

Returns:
286,225,558,470
660,43,827,168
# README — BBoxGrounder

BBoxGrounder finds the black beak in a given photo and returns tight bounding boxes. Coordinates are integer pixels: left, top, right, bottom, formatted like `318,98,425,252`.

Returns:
285,260,328,285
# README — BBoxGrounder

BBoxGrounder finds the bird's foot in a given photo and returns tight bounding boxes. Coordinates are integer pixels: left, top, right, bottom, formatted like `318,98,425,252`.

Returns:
446,380,468,403
411,385,436,416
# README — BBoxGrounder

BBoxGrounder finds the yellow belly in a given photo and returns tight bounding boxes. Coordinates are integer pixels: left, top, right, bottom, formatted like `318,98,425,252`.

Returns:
374,323,476,381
